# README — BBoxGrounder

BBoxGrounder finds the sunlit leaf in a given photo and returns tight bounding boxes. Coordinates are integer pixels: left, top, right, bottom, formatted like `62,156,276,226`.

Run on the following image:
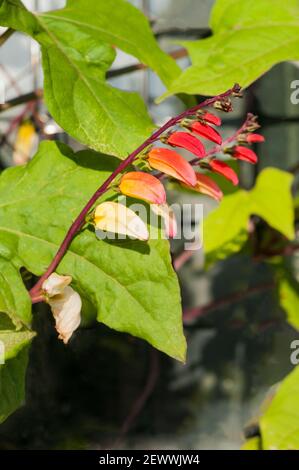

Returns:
277,271,299,330
260,366,299,449
159,0,299,100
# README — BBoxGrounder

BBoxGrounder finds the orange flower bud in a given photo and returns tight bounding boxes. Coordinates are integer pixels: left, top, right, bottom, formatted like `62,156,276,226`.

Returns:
119,171,166,204
182,173,223,202
148,148,197,187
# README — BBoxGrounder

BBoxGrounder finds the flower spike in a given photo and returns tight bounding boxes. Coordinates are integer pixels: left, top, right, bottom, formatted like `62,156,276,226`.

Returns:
94,202,149,241
119,171,166,204
209,160,239,186
189,121,222,145
148,147,197,186
167,132,205,159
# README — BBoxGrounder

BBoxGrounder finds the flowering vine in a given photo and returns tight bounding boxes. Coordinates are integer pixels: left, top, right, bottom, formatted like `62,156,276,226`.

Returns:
29,84,265,344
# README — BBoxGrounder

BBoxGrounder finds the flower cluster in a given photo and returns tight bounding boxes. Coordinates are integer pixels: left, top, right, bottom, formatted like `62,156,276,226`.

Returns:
93,110,264,240
35,88,265,345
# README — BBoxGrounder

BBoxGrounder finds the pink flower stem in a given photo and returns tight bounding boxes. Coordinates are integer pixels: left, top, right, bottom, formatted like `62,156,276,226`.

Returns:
29,84,240,300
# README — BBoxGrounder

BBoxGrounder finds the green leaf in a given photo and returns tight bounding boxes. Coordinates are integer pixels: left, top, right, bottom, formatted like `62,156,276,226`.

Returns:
260,366,299,449
0,0,37,35
41,0,179,89
0,324,35,424
241,437,261,450
250,169,295,240
277,272,299,330
159,0,299,100
0,258,31,328
204,168,294,266
204,190,249,266
0,0,181,157
0,141,185,361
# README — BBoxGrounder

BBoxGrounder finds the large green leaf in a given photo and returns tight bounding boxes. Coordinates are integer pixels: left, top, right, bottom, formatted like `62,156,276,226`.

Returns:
0,0,181,157
204,168,294,266
0,321,35,424
260,366,299,449
0,258,31,328
0,141,185,361
159,0,299,100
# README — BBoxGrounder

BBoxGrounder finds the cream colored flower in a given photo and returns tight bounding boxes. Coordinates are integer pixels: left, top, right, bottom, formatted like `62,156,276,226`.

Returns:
42,273,82,344
94,201,149,241
48,286,82,344
42,272,72,296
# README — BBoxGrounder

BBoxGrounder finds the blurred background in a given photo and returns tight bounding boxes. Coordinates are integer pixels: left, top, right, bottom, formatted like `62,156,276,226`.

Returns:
0,0,299,450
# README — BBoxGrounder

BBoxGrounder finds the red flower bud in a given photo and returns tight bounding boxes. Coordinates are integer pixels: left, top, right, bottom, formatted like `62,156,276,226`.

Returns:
246,133,265,143
201,112,222,126
233,146,258,164
167,131,205,159
209,159,239,186
189,121,222,145
148,148,197,187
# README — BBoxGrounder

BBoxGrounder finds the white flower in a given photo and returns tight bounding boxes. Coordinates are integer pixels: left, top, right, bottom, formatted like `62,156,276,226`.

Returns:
42,273,82,344
94,201,149,241
42,272,72,296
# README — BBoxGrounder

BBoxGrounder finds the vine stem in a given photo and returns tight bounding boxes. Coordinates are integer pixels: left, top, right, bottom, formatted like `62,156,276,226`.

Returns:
183,281,275,322
0,28,14,47
29,84,240,300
